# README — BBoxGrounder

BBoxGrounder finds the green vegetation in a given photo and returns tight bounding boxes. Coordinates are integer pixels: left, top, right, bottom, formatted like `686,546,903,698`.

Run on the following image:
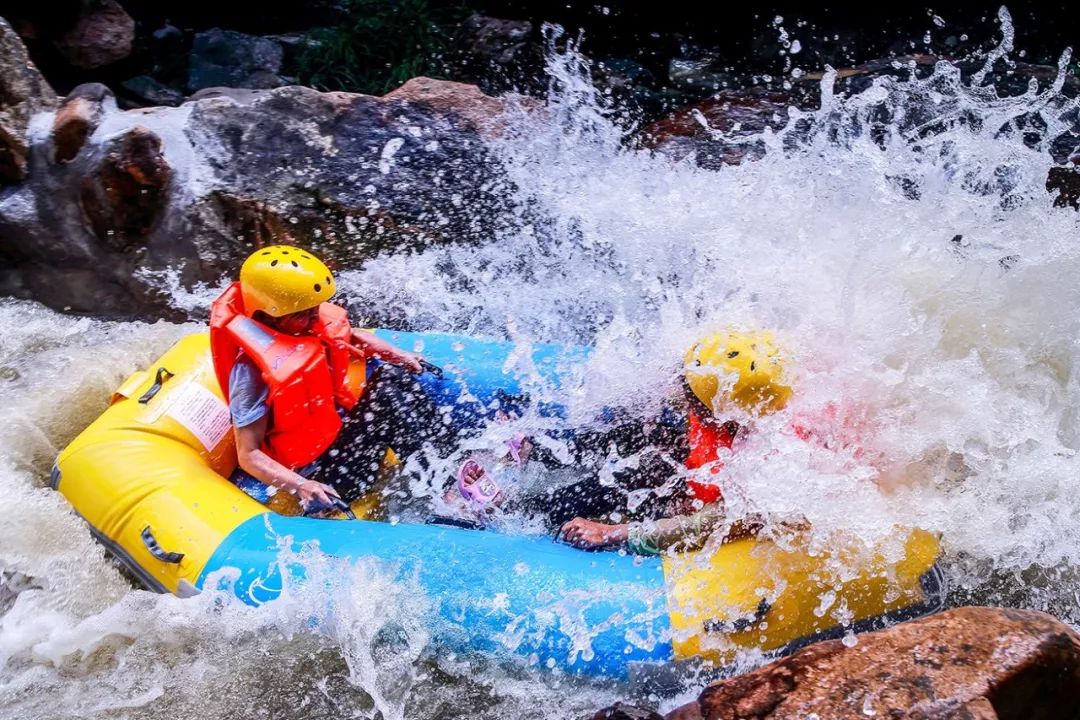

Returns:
298,0,468,94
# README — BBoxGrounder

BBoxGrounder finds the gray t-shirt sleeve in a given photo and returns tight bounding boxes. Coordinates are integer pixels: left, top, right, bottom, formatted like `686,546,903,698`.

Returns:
228,357,269,428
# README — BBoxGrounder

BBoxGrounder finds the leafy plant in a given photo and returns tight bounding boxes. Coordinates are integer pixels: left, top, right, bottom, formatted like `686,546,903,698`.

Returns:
298,0,468,94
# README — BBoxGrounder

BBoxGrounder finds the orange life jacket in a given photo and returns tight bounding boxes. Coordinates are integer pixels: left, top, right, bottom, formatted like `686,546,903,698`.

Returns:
209,283,365,469
684,410,735,504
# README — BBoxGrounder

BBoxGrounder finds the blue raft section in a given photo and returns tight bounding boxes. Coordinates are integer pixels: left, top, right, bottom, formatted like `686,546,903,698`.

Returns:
200,329,673,678
196,515,674,679
370,328,593,428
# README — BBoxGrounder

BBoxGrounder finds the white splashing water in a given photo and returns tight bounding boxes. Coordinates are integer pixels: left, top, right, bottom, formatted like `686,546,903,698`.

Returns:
3,12,1080,717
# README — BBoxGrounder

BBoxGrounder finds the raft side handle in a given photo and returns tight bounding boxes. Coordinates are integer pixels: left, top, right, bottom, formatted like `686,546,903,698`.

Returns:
141,526,185,564
419,359,444,378
704,598,772,634
138,367,175,404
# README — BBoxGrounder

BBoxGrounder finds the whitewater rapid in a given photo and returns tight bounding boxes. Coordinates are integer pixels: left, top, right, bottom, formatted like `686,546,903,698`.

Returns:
3,11,1080,717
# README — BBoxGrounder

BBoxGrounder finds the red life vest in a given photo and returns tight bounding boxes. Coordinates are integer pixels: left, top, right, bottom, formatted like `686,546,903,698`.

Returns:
684,410,735,504
684,402,874,504
209,283,365,469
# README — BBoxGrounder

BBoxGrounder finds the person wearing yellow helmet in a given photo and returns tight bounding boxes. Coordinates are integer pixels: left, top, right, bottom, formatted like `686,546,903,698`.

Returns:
210,245,447,513
559,330,793,553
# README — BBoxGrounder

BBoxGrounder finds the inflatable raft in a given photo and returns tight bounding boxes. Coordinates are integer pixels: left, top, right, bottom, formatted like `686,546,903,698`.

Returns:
52,330,944,680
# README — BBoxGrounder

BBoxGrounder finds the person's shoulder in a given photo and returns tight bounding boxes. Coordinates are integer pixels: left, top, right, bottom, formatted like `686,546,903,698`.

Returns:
229,353,264,390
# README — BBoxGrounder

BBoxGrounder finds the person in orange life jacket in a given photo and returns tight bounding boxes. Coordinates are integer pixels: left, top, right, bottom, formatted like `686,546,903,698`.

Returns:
560,330,792,554
210,245,448,512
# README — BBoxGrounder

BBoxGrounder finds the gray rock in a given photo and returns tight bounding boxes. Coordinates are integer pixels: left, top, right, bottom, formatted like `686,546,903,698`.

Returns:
0,17,59,184
121,76,185,107
188,29,285,92
460,14,533,66
0,76,520,318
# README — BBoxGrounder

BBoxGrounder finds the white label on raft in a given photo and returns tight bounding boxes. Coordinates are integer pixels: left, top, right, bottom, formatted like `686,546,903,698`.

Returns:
166,382,232,452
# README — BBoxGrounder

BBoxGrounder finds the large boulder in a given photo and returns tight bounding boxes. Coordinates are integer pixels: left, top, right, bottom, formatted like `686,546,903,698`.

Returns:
0,17,58,185
660,607,1080,720
0,44,519,318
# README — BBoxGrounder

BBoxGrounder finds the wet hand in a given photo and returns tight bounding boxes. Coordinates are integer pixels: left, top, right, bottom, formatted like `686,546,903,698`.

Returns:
296,479,341,509
560,518,628,549
398,351,424,374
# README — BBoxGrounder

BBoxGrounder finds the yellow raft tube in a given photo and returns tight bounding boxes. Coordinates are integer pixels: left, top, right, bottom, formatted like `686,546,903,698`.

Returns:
52,330,944,680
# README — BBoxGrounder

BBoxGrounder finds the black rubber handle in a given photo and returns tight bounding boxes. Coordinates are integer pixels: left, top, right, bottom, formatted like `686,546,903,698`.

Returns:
138,367,174,404
425,515,483,530
704,598,772,634
141,526,184,564
419,359,443,378
331,498,357,520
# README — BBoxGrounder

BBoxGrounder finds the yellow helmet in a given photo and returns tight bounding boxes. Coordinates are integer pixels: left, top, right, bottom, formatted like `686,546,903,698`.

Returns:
239,245,336,317
684,330,792,415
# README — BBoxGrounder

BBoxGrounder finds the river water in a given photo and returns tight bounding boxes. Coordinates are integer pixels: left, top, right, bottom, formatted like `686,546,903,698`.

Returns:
3,12,1080,719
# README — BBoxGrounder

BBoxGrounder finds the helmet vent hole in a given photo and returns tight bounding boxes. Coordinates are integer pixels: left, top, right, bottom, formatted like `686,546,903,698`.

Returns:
727,351,739,358
270,259,278,267
282,250,290,255
261,251,270,256
750,361,756,372
313,283,322,292
291,260,299,267
326,276,331,284
301,254,312,259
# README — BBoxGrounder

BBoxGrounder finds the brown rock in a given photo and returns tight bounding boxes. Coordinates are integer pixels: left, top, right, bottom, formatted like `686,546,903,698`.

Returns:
382,76,520,136
79,126,171,249
637,89,796,168
56,0,135,69
0,17,59,184
690,607,1080,720
52,83,114,164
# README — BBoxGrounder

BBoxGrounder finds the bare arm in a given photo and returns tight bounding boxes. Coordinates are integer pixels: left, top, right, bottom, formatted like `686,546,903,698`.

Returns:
561,505,762,555
350,329,423,372
234,415,340,509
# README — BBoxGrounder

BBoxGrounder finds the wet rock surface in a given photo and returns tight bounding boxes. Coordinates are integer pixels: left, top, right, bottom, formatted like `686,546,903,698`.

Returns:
638,89,799,168
655,607,1080,720
51,82,113,163
0,26,520,318
78,124,171,248
0,17,58,184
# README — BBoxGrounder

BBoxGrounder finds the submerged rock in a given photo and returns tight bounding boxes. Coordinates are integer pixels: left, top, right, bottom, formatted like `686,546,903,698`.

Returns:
592,703,665,720
659,606,1080,720
0,25,522,319
0,17,58,185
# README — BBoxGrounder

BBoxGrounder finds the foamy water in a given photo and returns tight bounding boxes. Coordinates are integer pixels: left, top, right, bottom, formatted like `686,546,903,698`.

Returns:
3,10,1080,717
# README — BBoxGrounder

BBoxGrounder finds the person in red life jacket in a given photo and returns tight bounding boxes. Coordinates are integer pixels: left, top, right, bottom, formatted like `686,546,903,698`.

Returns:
560,330,792,554
210,245,449,513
